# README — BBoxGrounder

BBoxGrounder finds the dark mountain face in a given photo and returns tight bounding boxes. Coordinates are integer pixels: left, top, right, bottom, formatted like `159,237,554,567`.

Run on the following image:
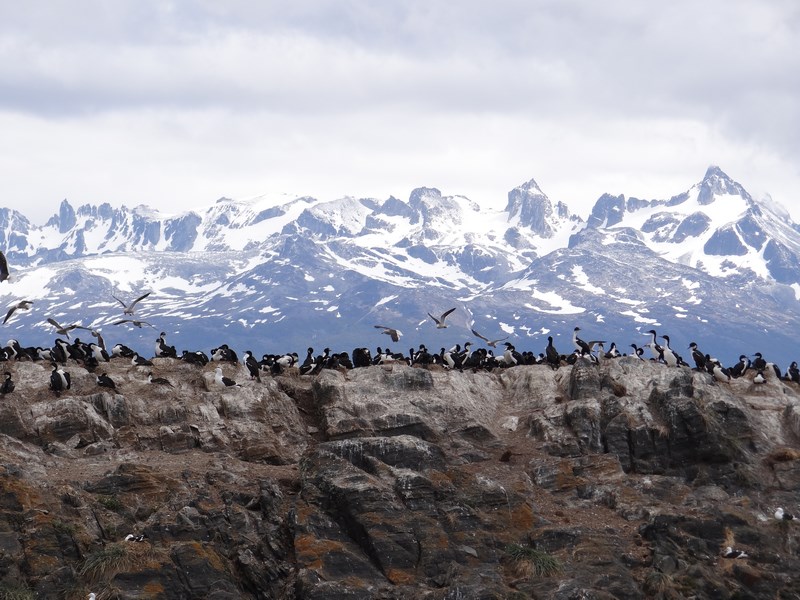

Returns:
2,167,799,367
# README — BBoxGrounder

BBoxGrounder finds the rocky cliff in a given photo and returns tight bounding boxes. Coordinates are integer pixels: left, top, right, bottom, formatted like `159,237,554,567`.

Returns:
1,358,800,599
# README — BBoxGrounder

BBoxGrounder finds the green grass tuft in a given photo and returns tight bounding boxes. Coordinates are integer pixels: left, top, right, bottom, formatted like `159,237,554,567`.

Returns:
80,543,131,581
504,543,562,578
0,583,36,600
97,494,124,512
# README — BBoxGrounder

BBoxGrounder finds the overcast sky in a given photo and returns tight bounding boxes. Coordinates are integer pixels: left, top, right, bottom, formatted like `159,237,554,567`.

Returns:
1,0,798,224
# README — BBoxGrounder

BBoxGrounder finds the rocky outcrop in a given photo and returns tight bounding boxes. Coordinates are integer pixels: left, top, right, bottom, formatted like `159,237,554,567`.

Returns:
1,357,800,599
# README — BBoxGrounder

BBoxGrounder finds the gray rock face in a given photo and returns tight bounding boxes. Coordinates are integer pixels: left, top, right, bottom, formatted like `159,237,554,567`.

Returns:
1,356,800,599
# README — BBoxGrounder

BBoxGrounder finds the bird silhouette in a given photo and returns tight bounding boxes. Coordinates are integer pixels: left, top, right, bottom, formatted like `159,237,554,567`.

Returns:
471,328,509,348
428,308,456,328
374,325,402,342
46,318,80,339
112,291,151,315
3,300,33,324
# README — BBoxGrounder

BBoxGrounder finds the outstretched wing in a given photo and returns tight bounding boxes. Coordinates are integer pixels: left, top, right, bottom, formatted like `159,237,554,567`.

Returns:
471,328,489,343
374,325,400,342
129,292,151,309
440,307,456,321
488,335,510,346
111,294,128,309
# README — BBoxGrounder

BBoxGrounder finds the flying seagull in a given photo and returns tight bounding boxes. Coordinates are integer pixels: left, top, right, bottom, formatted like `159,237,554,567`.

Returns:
0,251,9,282
112,318,155,329
470,328,509,348
46,317,80,339
112,291,151,315
428,307,456,329
3,300,33,324
374,325,402,343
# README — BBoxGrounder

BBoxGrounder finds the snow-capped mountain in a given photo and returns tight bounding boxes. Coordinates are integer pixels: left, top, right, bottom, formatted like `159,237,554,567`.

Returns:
1,167,799,366
586,166,800,288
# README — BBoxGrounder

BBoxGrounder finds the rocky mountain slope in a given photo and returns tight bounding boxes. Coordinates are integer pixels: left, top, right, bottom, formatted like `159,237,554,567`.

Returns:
1,357,800,599
1,166,799,366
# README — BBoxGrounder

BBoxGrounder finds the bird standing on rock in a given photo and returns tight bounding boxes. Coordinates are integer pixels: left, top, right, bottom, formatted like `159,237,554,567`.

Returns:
1,372,14,395
215,366,239,387
722,547,748,559
243,350,261,382
96,373,116,390
148,372,173,387
49,364,71,395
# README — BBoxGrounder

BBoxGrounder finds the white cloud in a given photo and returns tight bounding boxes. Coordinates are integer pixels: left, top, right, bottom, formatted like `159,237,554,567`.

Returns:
0,0,797,223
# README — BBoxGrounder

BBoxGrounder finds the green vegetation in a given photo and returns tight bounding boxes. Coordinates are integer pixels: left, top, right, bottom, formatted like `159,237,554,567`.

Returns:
52,519,77,535
504,543,562,578
0,583,35,600
97,494,124,512
80,543,131,581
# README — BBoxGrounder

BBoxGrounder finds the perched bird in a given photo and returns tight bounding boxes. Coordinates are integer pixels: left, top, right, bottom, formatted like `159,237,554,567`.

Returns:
629,344,645,360
112,291,151,315
753,370,766,384
147,372,173,387
46,318,79,339
124,533,146,542
730,355,751,378
471,328,509,348
374,325,402,343
49,364,71,395
0,251,9,282
752,352,767,371
660,335,679,367
214,366,239,387
96,372,116,390
1,372,14,394
785,361,800,383
722,547,748,559
243,350,261,381
545,336,561,369
131,353,154,367
76,326,106,351
181,350,210,366
112,318,155,329
573,327,603,357
428,308,456,329
644,330,664,361
88,343,110,363
154,332,177,358
3,300,33,325
711,360,732,383
775,507,795,521
111,343,136,358
688,342,706,370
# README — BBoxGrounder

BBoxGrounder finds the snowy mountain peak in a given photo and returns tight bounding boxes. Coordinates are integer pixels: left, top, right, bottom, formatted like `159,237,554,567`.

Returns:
505,178,580,237
44,198,78,233
585,166,800,286
695,165,752,206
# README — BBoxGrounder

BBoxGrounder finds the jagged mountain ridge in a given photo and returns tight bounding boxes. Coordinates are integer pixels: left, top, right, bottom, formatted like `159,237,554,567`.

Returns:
1,167,799,365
